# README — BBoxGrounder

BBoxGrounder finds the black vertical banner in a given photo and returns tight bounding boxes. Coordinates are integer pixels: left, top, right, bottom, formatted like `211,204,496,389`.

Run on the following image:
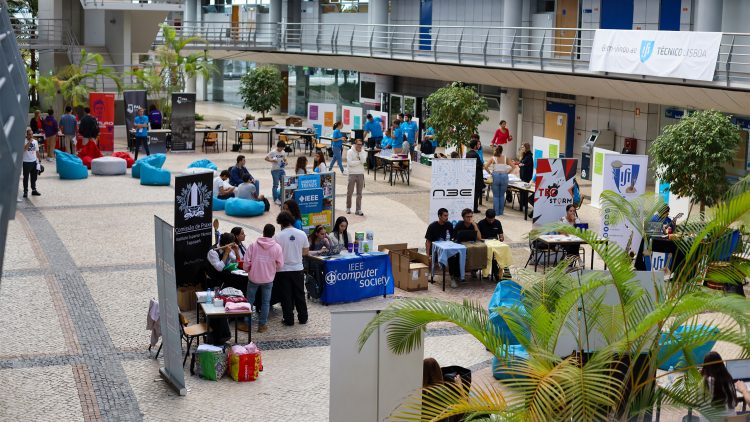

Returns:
174,172,213,286
171,92,196,151
123,90,147,133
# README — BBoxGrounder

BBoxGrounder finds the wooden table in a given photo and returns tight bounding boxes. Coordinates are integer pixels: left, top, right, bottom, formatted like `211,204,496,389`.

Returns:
236,128,272,152
373,154,410,186
195,128,229,151
198,301,252,344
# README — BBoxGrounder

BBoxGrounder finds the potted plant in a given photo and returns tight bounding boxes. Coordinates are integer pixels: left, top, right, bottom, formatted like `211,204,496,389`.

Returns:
238,65,285,124
359,177,750,421
424,82,488,155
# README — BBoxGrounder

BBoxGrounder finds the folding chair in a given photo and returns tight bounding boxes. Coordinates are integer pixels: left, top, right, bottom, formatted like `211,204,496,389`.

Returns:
203,132,219,153
239,132,253,152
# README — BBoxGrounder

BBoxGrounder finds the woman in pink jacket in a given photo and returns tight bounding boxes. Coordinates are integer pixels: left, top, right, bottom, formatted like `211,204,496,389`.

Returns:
243,224,284,333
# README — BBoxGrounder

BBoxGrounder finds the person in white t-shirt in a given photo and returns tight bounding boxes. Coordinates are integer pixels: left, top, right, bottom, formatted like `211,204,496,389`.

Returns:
22,127,41,198
273,211,309,326
265,141,288,205
346,138,367,215
213,170,235,199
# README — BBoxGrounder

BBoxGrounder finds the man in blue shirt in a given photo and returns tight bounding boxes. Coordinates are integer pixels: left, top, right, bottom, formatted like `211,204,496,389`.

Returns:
59,106,78,154
425,126,437,149
401,113,419,160
363,114,383,168
392,120,405,152
133,108,150,160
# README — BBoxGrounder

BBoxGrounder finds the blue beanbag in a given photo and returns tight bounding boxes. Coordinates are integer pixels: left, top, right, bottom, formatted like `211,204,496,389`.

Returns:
488,280,525,345
132,154,167,179
188,159,218,171
225,197,265,217
213,196,227,211
140,162,171,186
492,344,529,380
55,149,88,180
657,324,718,370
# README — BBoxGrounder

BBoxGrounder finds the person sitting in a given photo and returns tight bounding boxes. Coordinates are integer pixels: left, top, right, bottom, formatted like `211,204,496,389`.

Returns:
701,351,738,418
328,216,350,249
229,155,257,190
313,152,327,173
213,170,235,199
308,225,332,255
477,209,504,241
236,173,261,200
420,137,435,155
380,129,394,150
282,199,304,231
559,204,582,259
423,357,444,388
651,205,674,232
453,208,482,243
230,227,247,260
207,233,240,277
295,156,308,175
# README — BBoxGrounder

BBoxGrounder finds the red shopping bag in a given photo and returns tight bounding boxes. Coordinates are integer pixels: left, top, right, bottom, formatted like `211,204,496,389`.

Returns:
228,349,261,382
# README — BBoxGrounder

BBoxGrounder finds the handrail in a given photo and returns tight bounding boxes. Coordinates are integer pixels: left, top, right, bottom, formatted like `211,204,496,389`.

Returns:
14,19,750,90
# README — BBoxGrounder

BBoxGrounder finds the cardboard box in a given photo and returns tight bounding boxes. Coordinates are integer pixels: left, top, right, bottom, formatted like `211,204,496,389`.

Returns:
389,248,430,292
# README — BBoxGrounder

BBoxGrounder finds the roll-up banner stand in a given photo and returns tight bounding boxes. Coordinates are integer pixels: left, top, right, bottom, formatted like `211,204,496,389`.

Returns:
171,93,196,152
174,172,214,286
89,92,116,152
590,147,619,208
532,158,578,226
123,90,147,152
600,154,649,257
429,158,476,226
281,172,336,234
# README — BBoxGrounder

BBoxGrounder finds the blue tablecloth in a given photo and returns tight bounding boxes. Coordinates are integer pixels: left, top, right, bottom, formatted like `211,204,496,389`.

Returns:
318,252,394,305
431,241,467,280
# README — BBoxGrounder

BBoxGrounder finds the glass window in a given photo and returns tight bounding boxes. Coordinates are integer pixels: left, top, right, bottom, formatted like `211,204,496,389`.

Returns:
320,0,369,14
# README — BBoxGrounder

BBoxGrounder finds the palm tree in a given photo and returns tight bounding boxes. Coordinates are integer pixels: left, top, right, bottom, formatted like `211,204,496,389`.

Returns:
34,49,123,108
359,176,750,421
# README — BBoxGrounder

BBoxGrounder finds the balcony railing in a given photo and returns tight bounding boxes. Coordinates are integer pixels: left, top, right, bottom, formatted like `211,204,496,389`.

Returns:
154,21,750,89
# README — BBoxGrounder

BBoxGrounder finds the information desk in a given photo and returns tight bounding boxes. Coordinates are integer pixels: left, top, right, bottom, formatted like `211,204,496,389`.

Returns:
482,240,513,278
306,252,394,305
198,301,252,344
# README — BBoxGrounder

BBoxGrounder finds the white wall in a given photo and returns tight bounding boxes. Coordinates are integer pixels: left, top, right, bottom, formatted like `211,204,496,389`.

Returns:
84,10,106,47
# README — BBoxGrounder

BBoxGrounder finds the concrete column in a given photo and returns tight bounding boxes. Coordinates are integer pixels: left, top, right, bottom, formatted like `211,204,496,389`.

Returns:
186,76,197,94
499,88,519,154
502,0,523,58
368,0,388,49
694,0,723,32
270,0,282,46
184,0,197,34
212,59,225,102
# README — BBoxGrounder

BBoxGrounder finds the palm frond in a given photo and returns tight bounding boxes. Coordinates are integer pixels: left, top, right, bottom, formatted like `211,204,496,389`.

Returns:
388,382,510,422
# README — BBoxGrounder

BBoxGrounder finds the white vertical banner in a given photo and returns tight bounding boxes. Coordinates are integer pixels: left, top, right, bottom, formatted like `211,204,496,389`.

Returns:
532,136,560,180
307,102,338,137
341,105,363,132
600,154,649,256
532,158,578,227
590,147,619,208
429,158,476,226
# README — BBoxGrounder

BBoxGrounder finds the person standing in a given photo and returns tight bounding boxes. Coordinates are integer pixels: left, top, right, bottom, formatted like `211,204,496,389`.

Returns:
484,146,515,216
363,114,383,168
133,108,151,161
148,104,162,130
515,142,534,218
465,139,485,213
29,110,43,134
79,107,99,147
274,211,309,326
346,138,367,216
490,120,512,146
21,127,41,198
42,109,58,162
328,121,346,173
392,120,404,153
265,142,287,205
59,107,78,154
243,224,283,333
402,113,419,159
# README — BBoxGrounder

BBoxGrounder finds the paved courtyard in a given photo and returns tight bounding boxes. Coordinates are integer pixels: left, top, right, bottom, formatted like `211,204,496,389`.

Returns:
0,102,725,421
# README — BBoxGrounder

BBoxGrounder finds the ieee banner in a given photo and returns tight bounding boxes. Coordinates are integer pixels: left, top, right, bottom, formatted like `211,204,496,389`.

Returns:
589,30,722,81
174,172,214,286
600,154,649,257
320,252,394,305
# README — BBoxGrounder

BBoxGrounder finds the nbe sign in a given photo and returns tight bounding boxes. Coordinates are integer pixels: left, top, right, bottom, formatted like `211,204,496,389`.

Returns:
589,29,722,81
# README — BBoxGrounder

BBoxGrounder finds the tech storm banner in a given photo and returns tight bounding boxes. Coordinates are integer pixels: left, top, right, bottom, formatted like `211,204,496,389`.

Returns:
533,158,578,226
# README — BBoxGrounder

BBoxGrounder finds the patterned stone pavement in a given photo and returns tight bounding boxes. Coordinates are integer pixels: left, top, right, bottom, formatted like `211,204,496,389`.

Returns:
0,103,709,421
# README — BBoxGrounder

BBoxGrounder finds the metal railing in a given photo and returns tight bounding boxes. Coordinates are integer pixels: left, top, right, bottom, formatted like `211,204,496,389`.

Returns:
154,21,750,89
11,18,70,50
81,0,182,7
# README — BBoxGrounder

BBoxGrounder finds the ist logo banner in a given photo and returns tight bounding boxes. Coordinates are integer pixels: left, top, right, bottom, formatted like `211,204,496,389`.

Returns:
640,40,655,63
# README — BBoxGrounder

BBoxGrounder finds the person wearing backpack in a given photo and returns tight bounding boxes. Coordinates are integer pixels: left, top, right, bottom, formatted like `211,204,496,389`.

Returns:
243,224,284,333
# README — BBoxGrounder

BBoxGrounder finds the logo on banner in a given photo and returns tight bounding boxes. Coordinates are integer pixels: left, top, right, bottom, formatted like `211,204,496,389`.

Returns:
177,182,211,219
324,265,388,288
297,174,320,190
432,189,473,198
611,160,641,194
294,188,324,214
176,96,191,105
640,40,655,63
126,104,143,114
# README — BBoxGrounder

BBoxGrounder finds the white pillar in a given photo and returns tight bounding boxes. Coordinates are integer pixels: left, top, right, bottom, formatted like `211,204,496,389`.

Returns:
184,0,197,34
694,0,723,32
186,76,197,94
369,0,388,49
499,88,519,155
212,59,225,102
270,0,282,46
502,0,523,57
